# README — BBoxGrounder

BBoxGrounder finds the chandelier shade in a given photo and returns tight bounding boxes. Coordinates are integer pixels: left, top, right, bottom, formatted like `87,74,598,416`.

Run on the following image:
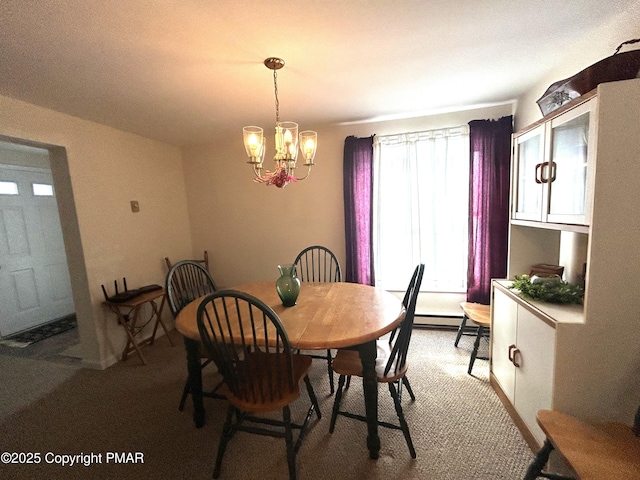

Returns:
242,58,317,188
299,130,317,165
243,126,265,166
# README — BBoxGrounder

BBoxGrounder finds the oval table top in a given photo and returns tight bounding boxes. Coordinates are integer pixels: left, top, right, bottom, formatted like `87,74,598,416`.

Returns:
175,281,406,350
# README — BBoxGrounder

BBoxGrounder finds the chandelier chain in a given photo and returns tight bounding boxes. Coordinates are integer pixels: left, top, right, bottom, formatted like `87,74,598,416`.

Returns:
273,69,280,124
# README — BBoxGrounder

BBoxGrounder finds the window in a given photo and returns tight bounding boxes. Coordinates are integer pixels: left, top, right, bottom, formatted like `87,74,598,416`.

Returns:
32,183,54,196
373,126,469,292
0,180,19,195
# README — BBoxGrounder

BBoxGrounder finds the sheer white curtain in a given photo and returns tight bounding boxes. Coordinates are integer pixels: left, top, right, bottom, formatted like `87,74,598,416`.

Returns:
373,126,469,292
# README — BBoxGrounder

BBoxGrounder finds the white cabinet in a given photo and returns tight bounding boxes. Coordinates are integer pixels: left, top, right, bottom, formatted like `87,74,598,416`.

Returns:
491,286,555,445
511,97,596,226
492,79,640,451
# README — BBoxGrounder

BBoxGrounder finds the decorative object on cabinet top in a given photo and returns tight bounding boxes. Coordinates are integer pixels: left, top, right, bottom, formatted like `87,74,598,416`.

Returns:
509,275,584,305
529,263,564,278
536,38,640,116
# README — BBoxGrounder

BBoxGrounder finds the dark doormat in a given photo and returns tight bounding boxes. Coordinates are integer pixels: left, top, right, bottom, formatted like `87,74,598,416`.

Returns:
0,314,77,348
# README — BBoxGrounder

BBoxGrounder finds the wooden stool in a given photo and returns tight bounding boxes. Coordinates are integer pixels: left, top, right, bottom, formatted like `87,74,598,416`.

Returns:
459,302,490,375
454,303,478,346
524,409,640,480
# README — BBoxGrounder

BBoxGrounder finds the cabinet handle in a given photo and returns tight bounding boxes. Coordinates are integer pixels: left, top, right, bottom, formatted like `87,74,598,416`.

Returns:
512,348,521,368
508,344,516,362
535,163,544,184
541,161,552,184
548,161,557,183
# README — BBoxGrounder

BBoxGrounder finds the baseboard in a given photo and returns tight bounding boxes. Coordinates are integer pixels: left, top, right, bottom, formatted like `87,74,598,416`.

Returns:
414,313,465,328
82,353,118,370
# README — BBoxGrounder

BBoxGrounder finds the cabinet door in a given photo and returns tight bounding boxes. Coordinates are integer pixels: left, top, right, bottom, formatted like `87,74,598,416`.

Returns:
546,98,596,225
491,288,518,403
512,125,545,221
514,307,556,445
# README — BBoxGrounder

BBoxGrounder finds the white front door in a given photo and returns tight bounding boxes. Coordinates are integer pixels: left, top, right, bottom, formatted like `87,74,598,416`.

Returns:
0,165,74,337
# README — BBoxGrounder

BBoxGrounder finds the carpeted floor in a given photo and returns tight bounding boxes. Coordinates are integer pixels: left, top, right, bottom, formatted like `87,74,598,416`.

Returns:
0,328,533,479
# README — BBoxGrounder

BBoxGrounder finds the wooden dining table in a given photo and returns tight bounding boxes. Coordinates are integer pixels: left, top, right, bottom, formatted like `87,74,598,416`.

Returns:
175,281,405,460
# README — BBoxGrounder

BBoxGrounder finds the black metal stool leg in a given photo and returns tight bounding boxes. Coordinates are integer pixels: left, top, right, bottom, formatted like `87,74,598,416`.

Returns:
524,439,554,480
523,438,576,480
454,314,468,347
467,325,485,375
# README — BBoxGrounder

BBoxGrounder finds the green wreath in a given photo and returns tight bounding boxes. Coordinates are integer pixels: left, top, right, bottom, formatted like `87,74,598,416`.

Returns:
509,275,584,305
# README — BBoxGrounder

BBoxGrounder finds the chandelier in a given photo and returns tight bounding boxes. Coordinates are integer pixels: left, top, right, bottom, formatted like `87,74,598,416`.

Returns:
243,57,317,188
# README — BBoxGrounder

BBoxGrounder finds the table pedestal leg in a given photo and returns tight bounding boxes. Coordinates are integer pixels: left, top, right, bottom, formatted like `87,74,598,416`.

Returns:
183,336,205,428
358,339,380,459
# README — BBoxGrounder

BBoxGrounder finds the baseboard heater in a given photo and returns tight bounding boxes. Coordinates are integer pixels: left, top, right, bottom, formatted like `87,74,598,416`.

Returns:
414,312,465,329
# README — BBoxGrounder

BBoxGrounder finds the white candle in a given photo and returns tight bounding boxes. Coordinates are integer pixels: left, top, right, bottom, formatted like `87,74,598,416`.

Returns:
248,133,259,155
304,138,315,160
283,128,293,146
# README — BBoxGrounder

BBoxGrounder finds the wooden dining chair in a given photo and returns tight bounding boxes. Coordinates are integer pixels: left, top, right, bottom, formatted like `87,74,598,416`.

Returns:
165,250,209,272
165,260,222,411
329,263,424,458
293,245,343,394
197,290,321,480
293,245,342,282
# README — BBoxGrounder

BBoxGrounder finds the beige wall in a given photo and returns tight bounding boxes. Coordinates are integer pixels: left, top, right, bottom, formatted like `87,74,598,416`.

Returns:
182,103,514,290
0,95,192,369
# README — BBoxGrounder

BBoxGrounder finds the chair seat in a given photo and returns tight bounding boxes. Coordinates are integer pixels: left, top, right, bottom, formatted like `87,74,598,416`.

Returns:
332,339,407,383
535,409,640,480
460,302,490,327
223,352,313,413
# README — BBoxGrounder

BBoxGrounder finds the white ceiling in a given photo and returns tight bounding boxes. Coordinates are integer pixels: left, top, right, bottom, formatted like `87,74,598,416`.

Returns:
0,1,637,146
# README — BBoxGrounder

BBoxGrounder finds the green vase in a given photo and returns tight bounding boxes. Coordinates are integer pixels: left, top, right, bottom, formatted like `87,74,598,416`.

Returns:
276,264,300,307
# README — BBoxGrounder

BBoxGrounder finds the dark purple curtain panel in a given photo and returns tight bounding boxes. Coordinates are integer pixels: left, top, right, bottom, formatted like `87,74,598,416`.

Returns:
467,116,513,304
343,135,375,285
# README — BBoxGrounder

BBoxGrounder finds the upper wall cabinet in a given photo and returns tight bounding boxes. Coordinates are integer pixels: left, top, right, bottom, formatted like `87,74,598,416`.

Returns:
511,97,597,226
